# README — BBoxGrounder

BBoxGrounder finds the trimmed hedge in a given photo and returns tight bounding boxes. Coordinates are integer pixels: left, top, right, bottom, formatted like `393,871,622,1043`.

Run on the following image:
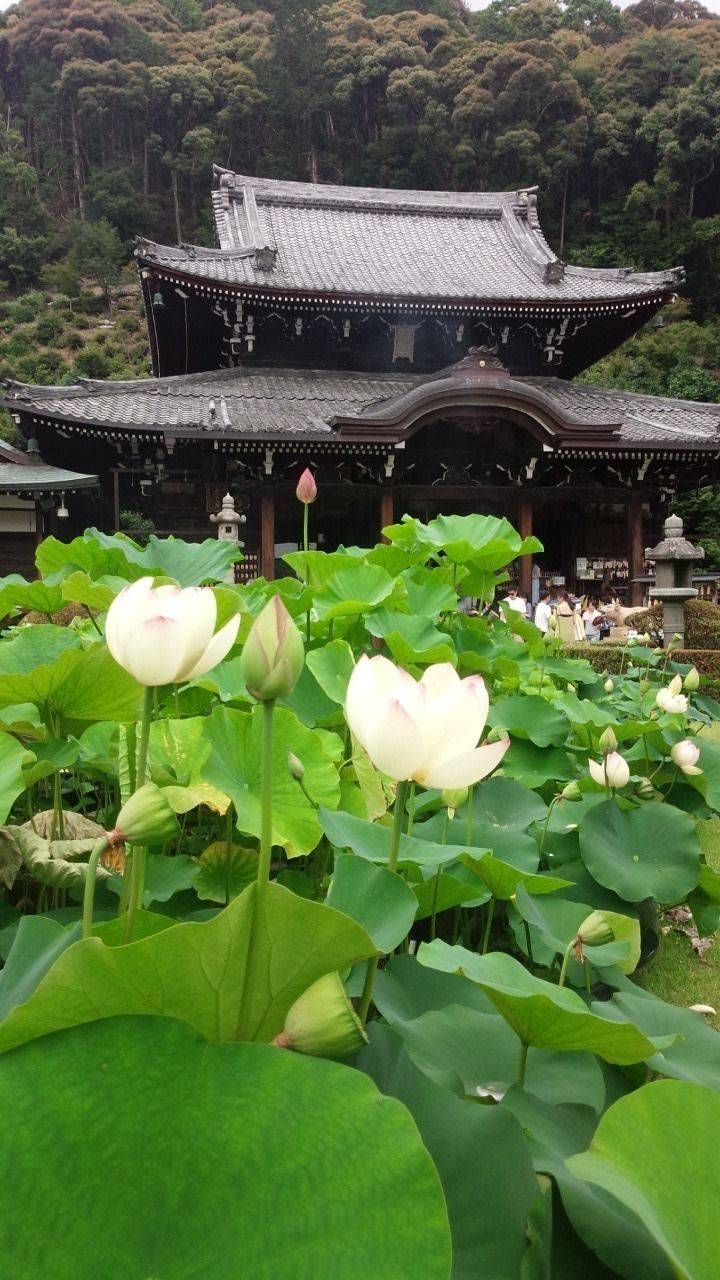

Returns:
565,643,720,681
626,599,720,650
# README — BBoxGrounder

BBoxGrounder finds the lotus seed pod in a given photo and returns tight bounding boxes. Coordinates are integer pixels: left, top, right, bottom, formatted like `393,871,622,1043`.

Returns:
441,787,469,814
276,972,367,1060
112,782,180,846
561,781,582,802
599,726,618,756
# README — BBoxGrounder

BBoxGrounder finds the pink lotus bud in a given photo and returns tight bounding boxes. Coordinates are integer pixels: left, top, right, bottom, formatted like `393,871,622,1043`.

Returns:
296,468,317,505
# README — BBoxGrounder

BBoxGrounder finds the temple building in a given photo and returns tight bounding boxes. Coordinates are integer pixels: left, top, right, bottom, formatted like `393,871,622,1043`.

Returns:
3,168,719,602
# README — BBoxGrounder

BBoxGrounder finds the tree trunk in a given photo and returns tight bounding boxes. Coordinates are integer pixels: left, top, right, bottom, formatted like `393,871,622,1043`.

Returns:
309,141,319,184
171,167,182,243
70,104,85,220
559,168,568,256
688,178,695,220
143,134,150,196
664,193,671,236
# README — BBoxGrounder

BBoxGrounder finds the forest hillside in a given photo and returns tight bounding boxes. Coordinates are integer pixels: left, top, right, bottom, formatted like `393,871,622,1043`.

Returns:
0,0,719,402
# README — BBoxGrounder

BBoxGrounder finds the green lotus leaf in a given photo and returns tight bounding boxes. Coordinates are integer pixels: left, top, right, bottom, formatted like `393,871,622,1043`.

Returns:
327,851,417,952
0,1016,451,1280
579,799,701,904
568,1080,720,1280
418,941,675,1064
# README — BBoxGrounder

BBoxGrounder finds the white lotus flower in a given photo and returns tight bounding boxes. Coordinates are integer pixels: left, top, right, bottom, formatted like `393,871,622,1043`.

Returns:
656,685,688,715
671,740,702,776
345,656,509,787
588,751,630,789
105,577,240,686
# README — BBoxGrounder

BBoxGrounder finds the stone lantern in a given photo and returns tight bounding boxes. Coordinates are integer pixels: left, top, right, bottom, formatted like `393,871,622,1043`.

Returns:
210,491,246,583
646,512,704,649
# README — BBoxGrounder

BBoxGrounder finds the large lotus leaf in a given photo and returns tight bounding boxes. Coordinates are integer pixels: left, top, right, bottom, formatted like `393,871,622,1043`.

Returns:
202,705,340,856
419,777,546,868
502,1088,674,1280
0,732,34,823
3,824,112,889
0,1016,451,1280
470,854,571,901
690,739,720,812
148,715,210,785
0,641,142,724
327,851,417,952
319,807,486,871
281,664,339,727
372,953,496,1025
106,854,199,907
365,542,428,575
306,639,355,703
23,735,81,788
0,578,65,617
356,1021,535,1280
579,799,701,903
136,533,242,585
36,530,150,582
314,563,400,620
599,989,720,1090
0,880,374,1052
282,548,351,588
364,611,456,665
390,1003,605,1112
401,566,458,617
194,842,259,904
411,870,485,920
0,623,80,675
0,915,80,1023
502,740,574,788
417,941,674,1064
553,693,616,729
76,720,118,774
59,570,121,612
402,513,536,568
488,696,569,747
514,888,641,974
568,1081,720,1280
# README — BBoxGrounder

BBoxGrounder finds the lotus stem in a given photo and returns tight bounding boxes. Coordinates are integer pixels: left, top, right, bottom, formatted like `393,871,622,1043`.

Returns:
82,837,110,939
465,784,474,846
430,808,449,940
357,777,409,1025
558,942,573,988
236,699,276,1038
481,897,495,954
517,1040,529,1087
122,686,154,943
303,504,311,644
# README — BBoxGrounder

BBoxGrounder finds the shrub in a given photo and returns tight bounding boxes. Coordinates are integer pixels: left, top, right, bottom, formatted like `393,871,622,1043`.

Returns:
626,600,720,650
34,314,64,345
565,642,720,679
73,344,111,378
4,331,32,358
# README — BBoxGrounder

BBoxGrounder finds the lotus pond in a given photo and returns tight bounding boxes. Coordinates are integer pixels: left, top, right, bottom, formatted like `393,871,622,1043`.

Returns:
0,513,719,1280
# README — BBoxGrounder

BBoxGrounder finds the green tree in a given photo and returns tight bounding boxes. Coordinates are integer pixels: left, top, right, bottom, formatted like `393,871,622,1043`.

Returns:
71,218,124,310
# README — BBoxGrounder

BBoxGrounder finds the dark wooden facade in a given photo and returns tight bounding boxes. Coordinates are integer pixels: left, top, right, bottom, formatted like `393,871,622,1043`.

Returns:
3,171,717,601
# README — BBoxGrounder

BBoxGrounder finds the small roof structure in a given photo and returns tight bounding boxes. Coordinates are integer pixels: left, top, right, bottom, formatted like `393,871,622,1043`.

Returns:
0,440,97,494
4,354,719,453
134,170,682,308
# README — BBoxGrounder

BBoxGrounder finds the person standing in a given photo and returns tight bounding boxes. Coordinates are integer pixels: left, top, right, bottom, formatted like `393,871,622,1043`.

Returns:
534,590,552,634
501,587,528,622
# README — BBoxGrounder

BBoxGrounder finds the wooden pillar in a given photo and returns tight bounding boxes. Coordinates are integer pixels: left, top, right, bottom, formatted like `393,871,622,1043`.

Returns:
379,487,394,543
112,470,120,532
260,486,275,581
628,495,644,607
517,493,533,600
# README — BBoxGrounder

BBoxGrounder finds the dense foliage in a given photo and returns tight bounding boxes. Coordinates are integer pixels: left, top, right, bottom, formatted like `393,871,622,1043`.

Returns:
0,511,720,1275
0,0,719,402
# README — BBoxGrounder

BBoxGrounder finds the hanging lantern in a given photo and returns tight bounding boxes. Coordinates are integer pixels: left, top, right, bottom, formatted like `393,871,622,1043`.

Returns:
57,492,69,520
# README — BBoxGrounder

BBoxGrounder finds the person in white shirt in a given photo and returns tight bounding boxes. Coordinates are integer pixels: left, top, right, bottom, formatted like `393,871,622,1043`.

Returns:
534,591,552,633
501,588,528,621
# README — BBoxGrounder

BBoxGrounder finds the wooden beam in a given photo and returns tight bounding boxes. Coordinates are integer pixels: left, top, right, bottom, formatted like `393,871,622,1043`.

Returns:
379,488,394,542
260,486,275,581
517,493,533,600
628,495,644,607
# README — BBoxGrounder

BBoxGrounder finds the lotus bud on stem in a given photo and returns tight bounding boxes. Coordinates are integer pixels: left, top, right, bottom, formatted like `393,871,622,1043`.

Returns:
598,726,617,756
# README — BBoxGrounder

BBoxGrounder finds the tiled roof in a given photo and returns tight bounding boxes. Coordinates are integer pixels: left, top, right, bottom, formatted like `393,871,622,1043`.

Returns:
4,365,719,451
133,170,682,305
0,462,98,493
